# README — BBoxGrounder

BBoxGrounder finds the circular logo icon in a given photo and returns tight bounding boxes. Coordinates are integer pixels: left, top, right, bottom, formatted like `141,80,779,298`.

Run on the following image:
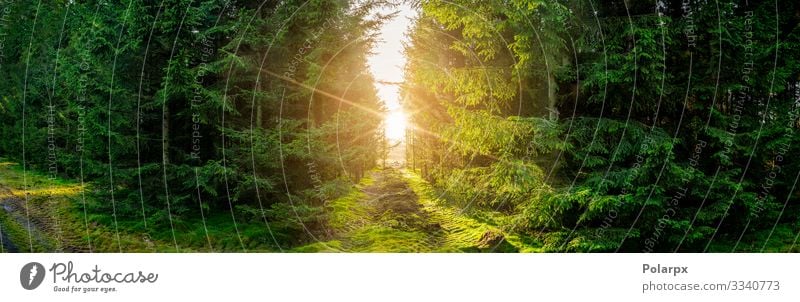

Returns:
20,262,45,290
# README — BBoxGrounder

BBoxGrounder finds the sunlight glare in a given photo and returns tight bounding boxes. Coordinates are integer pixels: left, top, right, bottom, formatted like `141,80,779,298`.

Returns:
384,110,408,143
368,4,416,144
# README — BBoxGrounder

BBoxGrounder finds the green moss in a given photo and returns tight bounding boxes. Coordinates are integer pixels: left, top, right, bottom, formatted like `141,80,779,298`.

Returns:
327,190,369,232
347,225,431,252
0,161,175,252
291,240,343,252
0,210,45,252
403,170,531,252
307,169,542,252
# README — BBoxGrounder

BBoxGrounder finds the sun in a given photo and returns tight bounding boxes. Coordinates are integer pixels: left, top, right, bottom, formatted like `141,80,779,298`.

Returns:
384,109,408,143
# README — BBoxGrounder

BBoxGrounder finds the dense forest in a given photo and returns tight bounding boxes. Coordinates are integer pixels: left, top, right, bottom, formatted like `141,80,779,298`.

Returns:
0,0,799,252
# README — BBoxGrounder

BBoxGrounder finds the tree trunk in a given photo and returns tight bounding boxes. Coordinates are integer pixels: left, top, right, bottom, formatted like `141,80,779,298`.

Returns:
163,105,170,165
256,82,263,128
547,72,559,121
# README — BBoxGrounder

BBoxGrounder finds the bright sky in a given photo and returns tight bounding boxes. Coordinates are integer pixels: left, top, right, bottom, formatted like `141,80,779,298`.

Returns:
368,3,417,142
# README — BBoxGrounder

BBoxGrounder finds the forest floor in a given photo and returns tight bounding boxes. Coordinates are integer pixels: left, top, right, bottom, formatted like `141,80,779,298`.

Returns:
0,161,178,252
0,160,536,253
0,160,298,252
294,168,537,252
3,159,793,253
0,156,540,252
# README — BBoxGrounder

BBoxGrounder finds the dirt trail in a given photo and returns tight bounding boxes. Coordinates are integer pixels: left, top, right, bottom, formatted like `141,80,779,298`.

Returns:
0,185,88,252
302,168,517,252
362,170,441,234
0,220,18,252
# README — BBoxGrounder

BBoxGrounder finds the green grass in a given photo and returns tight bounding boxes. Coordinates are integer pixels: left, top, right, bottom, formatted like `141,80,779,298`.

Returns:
0,209,44,252
347,225,433,252
0,161,175,252
0,160,280,252
291,174,373,252
402,170,528,252
327,189,369,232
294,168,541,252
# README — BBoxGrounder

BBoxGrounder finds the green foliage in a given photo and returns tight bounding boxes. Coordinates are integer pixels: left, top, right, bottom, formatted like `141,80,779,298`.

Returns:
1,0,800,253
0,0,387,251
405,0,800,252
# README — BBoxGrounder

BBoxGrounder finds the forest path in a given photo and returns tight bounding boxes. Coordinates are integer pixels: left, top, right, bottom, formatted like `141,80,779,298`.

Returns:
296,168,519,252
0,184,66,252
0,161,161,253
